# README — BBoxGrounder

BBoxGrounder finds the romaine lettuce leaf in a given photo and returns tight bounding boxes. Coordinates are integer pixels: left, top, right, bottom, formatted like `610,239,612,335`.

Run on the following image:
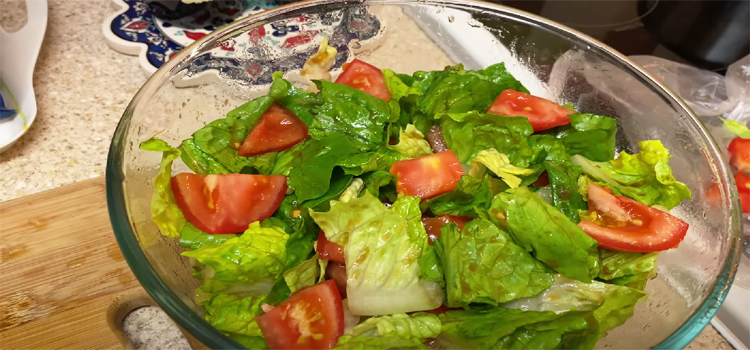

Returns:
438,307,560,348
383,69,422,125
179,138,230,175
339,145,401,176
179,222,235,250
310,193,444,315
469,149,535,188
571,140,692,209
599,250,658,290
502,275,620,313
417,65,504,116
544,160,587,223
475,62,528,93
436,219,553,307
333,335,427,350
351,312,442,339
555,113,618,162
310,80,391,152
721,117,750,138
268,72,322,126
421,175,494,217
182,222,289,293
361,170,396,199
418,244,444,287
282,255,327,293
438,111,534,165
202,293,266,338
387,124,433,159
287,135,359,202
139,138,185,238
489,187,600,282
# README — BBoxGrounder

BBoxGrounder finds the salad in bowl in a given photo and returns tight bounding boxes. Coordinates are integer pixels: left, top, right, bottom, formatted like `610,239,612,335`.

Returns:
140,44,693,349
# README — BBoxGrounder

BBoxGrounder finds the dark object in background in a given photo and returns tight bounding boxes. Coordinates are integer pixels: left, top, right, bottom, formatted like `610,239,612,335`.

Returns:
638,0,750,71
494,0,749,72
146,0,210,20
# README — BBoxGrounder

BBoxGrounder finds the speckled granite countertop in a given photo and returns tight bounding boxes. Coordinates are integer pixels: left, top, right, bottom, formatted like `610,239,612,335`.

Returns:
0,0,737,349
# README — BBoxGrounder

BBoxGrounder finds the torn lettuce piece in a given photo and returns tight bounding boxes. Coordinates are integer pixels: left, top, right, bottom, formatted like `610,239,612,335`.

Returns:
338,178,364,204
503,275,624,313
436,219,553,307
544,160,587,223
300,38,338,85
438,307,560,348
383,69,423,125
287,135,359,202
387,124,433,159
421,175,498,217
179,222,235,250
139,138,185,238
179,138,230,175
339,145,402,176
361,170,396,199
469,148,535,188
417,64,508,117
571,140,692,209
310,80,392,152
333,335,427,350
269,72,323,126
282,254,327,293
438,111,534,166
202,293,266,339
418,244,445,288
721,117,750,138
489,187,600,282
351,312,442,339
599,250,658,290
310,193,444,315
555,113,618,162
182,222,289,293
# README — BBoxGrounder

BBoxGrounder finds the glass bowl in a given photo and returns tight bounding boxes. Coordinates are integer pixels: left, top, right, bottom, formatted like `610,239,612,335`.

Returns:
106,0,744,348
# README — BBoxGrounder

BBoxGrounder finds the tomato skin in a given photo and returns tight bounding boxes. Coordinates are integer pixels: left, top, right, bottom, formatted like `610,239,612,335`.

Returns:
486,90,573,132
390,150,465,200
707,173,750,213
238,103,309,157
422,215,472,243
728,138,750,173
335,59,391,101
171,173,288,234
530,171,550,187
256,280,345,350
317,231,346,264
325,261,348,298
578,183,688,252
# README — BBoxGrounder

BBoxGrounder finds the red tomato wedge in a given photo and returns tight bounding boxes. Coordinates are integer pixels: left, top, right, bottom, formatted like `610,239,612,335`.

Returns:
486,90,573,132
390,150,465,200
317,231,345,264
728,138,750,173
325,262,348,298
171,173,287,234
238,103,309,157
706,172,750,213
422,215,472,243
530,171,550,187
335,59,391,101
578,183,689,252
256,280,344,350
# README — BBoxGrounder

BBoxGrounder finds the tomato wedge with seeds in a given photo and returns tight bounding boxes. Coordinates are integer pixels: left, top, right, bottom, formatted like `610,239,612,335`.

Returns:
578,183,688,252
390,150,465,200
238,103,309,157
317,231,345,264
171,173,287,234
256,280,344,350
422,215,472,243
728,138,750,173
335,59,391,101
486,89,573,132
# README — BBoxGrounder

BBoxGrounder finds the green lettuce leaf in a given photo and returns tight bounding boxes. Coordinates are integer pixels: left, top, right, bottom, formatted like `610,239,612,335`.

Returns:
179,138,230,175
287,135,359,202
139,138,185,238
421,175,495,217
179,222,235,250
417,65,505,116
555,113,618,162
383,69,422,125
268,72,322,126
333,335,427,350
202,293,266,338
571,140,692,209
436,219,553,307
721,117,750,138
502,275,624,313
489,187,600,282
469,149,535,188
310,80,391,152
310,193,444,315
351,312,442,339
599,250,658,290
182,222,289,293
190,96,275,173
387,124,433,159
282,255,327,293
438,111,534,165
544,160,587,223
438,307,560,348
361,170,396,199
475,62,528,93
418,244,444,287
339,145,402,176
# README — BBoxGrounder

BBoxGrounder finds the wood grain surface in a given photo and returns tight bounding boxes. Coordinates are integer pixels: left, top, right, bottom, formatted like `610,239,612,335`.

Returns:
0,178,157,349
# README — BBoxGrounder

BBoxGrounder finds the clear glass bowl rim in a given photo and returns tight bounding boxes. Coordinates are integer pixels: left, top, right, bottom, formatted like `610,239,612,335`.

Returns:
106,0,744,348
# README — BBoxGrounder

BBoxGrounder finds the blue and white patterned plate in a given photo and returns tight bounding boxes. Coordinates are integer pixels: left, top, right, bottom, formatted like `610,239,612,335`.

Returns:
103,0,383,85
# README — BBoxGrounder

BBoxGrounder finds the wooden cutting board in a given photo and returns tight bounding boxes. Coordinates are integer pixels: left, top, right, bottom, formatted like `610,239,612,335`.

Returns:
0,178,205,349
